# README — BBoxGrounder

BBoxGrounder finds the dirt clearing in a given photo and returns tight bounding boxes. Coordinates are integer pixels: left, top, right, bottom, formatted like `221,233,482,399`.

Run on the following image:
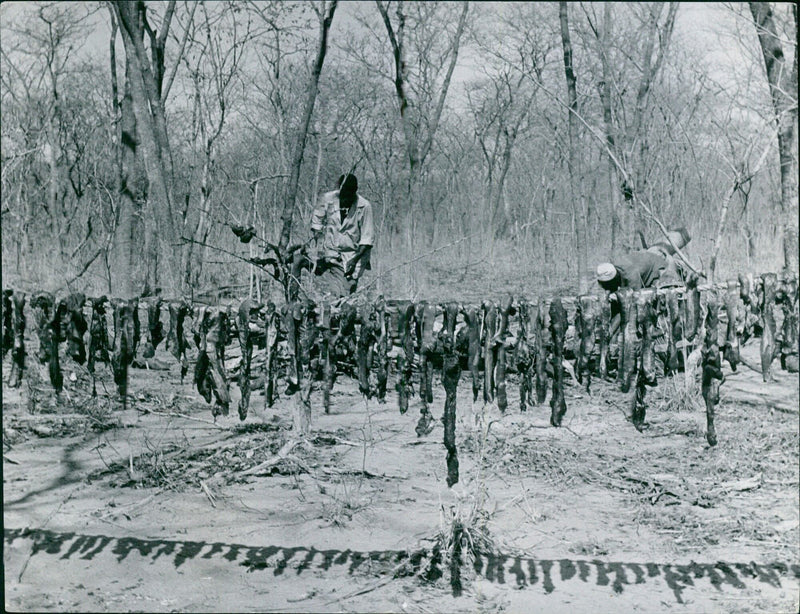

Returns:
4,341,799,613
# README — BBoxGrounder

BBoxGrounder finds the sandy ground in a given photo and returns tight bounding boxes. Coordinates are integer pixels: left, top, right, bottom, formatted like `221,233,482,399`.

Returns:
3,339,799,613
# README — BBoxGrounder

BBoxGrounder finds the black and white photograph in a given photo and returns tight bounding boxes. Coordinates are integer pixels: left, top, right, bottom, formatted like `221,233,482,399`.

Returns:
1,1,798,612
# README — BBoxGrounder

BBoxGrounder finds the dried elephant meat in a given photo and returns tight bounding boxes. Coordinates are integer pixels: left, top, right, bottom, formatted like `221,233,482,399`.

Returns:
6,271,794,447
515,301,534,412
722,279,741,371
64,293,88,365
494,296,514,413
463,305,482,402
2,289,13,359
87,296,111,396
416,301,436,436
143,299,165,359
263,302,279,408
482,300,497,404
575,295,598,392
8,292,26,388
166,301,190,382
396,302,415,415
701,293,723,447
112,299,139,407
631,291,657,431
193,306,230,417
373,298,390,402
440,302,460,487
237,299,257,421
776,274,799,373
549,298,567,427
760,273,777,382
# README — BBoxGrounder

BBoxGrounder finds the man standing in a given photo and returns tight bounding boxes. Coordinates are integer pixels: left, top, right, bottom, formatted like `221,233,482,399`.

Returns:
310,173,374,299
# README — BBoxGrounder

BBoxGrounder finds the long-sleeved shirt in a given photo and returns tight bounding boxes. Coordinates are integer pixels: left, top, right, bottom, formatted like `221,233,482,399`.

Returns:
310,190,374,269
615,250,667,290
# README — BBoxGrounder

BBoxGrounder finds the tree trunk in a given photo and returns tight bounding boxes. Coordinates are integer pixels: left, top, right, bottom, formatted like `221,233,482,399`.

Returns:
277,1,338,255
749,2,799,274
597,3,628,251
377,0,468,277
113,0,179,293
559,1,589,293
109,9,136,299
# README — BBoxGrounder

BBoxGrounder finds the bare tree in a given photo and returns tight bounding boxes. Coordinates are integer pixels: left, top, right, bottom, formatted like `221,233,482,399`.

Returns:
559,1,589,292
111,0,182,292
276,0,337,256
749,2,798,272
375,0,469,265
179,1,255,289
583,2,678,248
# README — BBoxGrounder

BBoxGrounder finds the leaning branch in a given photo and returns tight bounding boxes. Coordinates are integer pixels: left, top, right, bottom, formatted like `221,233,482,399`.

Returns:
532,77,702,276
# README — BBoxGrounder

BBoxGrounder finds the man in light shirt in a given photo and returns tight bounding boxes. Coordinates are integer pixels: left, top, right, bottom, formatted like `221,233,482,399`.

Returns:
310,173,374,298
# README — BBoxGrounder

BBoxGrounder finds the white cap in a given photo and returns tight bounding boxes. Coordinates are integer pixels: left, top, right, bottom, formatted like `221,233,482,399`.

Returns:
596,262,617,282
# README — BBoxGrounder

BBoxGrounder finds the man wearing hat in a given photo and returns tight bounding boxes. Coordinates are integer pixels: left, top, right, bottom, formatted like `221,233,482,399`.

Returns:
596,227,691,291
309,172,374,298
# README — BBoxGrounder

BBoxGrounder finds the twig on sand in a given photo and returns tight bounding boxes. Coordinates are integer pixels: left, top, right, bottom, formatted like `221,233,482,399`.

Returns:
241,439,312,476
137,408,228,430
18,485,79,582
96,488,164,520
200,480,217,507
323,561,409,605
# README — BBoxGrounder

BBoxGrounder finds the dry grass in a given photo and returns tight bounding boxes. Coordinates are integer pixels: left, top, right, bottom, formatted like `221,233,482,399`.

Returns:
650,373,705,413
420,405,504,597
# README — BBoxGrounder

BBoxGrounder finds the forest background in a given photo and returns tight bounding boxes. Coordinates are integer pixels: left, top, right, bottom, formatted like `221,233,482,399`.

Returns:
1,1,797,302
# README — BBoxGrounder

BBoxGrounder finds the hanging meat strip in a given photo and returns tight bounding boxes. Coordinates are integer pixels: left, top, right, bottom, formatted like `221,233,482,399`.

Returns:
549,298,568,426
417,301,436,408
319,302,333,413
619,291,638,394
684,276,701,344
440,302,460,487
416,301,436,436
482,300,497,404
495,296,514,413
597,293,611,379
112,299,138,407
64,293,88,365
534,298,549,404
2,289,13,359
722,279,741,371
166,301,190,382
463,305,482,403
194,306,231,417
631,291,657,431
396,301,415,415
263,302,278,408
515,301,533,412
738,273,762,344
575,295,598,393
760,273,777,382
374,297,390,403
282,303,299,395
237,299,256,421
776,274,799,373
664,290,682,375
8,292,26,388
143,299,165,359
357,303,376,399
334,303,358,378
294,299,317,433
48,299,68,394
87,296,111,396
701,293,723,447
31,292,55,364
